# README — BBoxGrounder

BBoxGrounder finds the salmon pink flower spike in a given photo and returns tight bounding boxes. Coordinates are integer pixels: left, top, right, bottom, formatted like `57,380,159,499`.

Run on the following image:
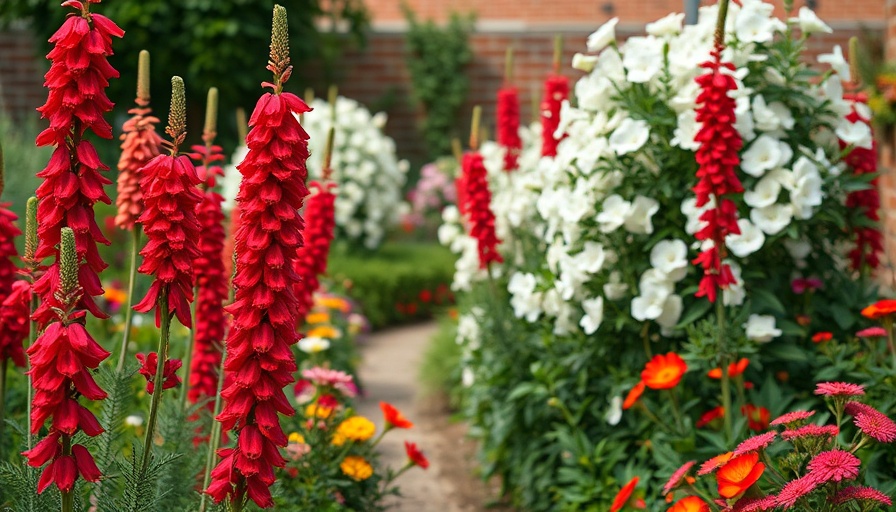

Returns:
32,0,123,325
540,74,569,157
496,87,522,171
840,95,882,270
207,5,312,508
0,201,25,367
461,152,503,268
294,181,336,320
691,45,743,303
23,228,108,494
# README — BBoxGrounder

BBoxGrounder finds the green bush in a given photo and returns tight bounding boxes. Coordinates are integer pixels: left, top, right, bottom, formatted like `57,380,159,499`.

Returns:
327,242,456,329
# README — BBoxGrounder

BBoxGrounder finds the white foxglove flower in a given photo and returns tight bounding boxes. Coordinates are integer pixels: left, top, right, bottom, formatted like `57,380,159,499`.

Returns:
576,241,606,274
604,271,629,300
790,6,831,34
741,135,783,177
622,37,664,83
743,175,781,208
723,262,745,306
597,194,632,233
624,195,660,235
580,296,605,335
655,294,683,329
609,118,650,155
835,118,873,150
750,203,793,235
572,52,599,72
631,285,670,321
726,218,765,257
744,314,782,343
587,17,618,52
671,110,701,151
650,240,689,280
646,13,684,37
818,45,850,81
790,156,824,219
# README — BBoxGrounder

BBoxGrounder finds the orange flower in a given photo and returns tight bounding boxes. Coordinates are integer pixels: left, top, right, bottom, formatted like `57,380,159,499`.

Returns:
641,353,687,390
707,358,749,379
380,401,414,429
811,332,833,343
861,299,896,319
741,404,771,432
623,382,646,410
668,496,710,512
610,476,639,512
696,406,725,428
404,441,429,469
716,452,765,498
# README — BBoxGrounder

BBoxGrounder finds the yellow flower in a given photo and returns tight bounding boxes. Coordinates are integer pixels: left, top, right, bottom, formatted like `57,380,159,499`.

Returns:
304,403,333,419
288,432,305,444
340,456,373,481
103,287,127,305
307,325,341,340
305,311,330,325
331,416,376,446
315,295,351,313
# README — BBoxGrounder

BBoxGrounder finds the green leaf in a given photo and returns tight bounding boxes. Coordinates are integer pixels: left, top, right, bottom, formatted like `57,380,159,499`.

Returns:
676,300,713,328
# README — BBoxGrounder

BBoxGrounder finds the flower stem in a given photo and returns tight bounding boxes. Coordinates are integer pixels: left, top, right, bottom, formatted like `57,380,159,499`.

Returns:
714,0,731,49
667,388,685,434
117,227,141,372
716,299,734,444
27,292,37,450
140,287,171,474
198,343,228,512
0,358,7,448
180,284,199,411
61,433,73,512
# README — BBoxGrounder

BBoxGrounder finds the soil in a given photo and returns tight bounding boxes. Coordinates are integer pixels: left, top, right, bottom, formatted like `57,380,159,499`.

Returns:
356,322,514,512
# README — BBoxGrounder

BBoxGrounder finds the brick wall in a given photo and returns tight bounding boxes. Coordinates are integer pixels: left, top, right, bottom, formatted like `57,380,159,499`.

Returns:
0,25,45,120
879,0,896,281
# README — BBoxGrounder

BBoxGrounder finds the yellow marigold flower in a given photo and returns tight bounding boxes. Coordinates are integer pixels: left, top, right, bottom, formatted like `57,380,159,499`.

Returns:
307,325,341,340
331,416,376,446
304,403,333,419
305,311,330,325
340,455,373,481
316,295,351,312
103,286,127,305
288,432,305,444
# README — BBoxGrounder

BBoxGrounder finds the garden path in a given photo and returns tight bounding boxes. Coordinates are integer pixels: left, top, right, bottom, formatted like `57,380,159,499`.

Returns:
356,322,511,512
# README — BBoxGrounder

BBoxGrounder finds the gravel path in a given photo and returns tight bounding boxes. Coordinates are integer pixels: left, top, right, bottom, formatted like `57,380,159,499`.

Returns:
355,322,511,512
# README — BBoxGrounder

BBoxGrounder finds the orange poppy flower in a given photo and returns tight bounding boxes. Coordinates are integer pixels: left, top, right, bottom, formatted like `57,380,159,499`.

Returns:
668,496,710,512
380,401,414,429
716,452,765,498
610,476,639,512
641,353,687,390
707,358,749,379
861,299,896,319
623,382,646,410
741,404,771,432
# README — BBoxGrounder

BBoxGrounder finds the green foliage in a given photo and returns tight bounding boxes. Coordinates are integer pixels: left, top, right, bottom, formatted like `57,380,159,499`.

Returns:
419,315,462,400
401,6,474,160
327,242,456,329
0,114,48,223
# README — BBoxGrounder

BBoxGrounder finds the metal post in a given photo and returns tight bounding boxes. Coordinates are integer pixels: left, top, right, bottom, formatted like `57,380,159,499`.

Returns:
685,0,700,25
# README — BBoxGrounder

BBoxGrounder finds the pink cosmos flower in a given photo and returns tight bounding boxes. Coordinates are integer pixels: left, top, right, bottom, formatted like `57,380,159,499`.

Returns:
775,475,818,508
814,382,865,397
662,460,695,494
781,424,839,441
733,432,777,457
770,410,815,427
846,402,896,443
855,326,887,338
730,495,777,512
806,450,860,483
300,367,356,397
833,486,892,506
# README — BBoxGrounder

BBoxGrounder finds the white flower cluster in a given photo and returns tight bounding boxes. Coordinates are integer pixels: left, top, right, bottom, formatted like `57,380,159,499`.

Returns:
301,96,409,249
442,0,870,343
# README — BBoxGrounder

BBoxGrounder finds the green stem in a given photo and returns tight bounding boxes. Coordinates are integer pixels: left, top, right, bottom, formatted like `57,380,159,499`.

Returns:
0,358,7,450
714,0,731,49
641,322,652,358
140,288,171,474
716,300,734,445
180,284,199,411
27,292,37,450
61,434,73,512
117,228,141,372
199,344,228,512
667,388,684,434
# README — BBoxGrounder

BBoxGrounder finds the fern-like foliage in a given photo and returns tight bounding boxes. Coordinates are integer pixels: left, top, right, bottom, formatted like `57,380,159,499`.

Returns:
118,444,182,512
91,365,136,512
152,399,207,511
0,422,60,512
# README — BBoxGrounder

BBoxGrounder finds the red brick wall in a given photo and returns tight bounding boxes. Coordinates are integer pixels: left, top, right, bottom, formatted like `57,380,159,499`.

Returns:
879,0,896,281
0,25,45,120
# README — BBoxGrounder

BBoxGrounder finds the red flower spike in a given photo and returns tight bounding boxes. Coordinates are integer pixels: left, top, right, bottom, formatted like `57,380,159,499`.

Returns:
135,352,182,394
540,74,569,157
0,206,27,367
187,147,229,409
132,154,203,327
496,87,522,171
116,101,162,230
293,181,336,320
207,8,312,505
460,152,503,269
840,97,882,271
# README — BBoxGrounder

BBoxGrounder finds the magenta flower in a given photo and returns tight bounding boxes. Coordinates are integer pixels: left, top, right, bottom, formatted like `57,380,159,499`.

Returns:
775,474,819,508
781,424,839,441
814,382,865,397
833,486,892,507
855,326,887,338
661,460,695,494
770,410,815,427
733,432,777,457
806,450,860,483
846,401,896,443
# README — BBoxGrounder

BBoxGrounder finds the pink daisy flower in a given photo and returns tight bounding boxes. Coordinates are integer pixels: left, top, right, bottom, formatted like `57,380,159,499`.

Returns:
731,495,777,511
855,326,887,338
806,450,860,483
662,460,696,494
301,367,356,397
846,402,896,443
781,424,839,441
770,410,815,427
833,486,893,506
697,452,732,476
814,382,865,397
733,432,777,457
775,475,818,508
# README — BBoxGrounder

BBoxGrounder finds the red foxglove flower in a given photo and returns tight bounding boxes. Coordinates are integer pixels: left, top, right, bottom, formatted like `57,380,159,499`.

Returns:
691,47,743,303
0,204,26,366
496,87,522,171
840,94,882,270
294,181,336,319
115,100,162,230
32,0,123,325
540,74,569,157
135,352,182,394
461,152,503,268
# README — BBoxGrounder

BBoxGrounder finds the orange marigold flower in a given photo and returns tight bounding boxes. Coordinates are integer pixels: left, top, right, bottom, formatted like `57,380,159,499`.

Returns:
716,452,765,499
812,332,833,343
861,299,896,319
668,496,710,512
641,353,687,390
623,381,646,410
380,401,414,429
610,476,639,512
707,358,749,379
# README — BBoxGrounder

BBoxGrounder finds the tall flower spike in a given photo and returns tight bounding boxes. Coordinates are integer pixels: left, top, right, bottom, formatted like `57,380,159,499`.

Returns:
462,111,503,269
23,227,109,495
116,50,163,231
0,196,39,368
206,5,312,508
840,95,882,271
133,76,202,328
496,47,521,172
541,35,569,157
188,87,229,409
32,0,123,327
0,142,23,363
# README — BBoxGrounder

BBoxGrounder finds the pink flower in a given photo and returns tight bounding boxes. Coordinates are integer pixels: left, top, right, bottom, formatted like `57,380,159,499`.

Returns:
833,485,892,506
730,495,777,511
775,475,818,508
301,367,356,397
733,432,777,457
770,410,815,427
856,326,887,338
662,460,695,494
781,424,839,441
814,382,865,397
790,277,823,294
806,450,860,483
846,402,896,443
